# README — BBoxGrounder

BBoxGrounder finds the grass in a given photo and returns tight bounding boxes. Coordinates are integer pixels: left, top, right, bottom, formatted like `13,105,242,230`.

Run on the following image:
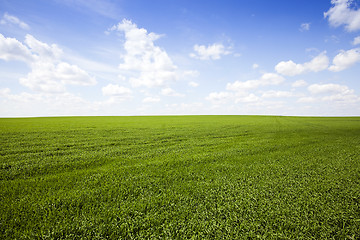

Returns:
0,115,360,239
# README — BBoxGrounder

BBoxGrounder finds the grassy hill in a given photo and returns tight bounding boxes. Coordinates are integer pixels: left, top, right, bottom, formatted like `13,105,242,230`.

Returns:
1,116,359,239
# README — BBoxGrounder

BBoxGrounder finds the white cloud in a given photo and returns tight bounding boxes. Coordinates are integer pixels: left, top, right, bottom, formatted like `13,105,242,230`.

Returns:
188,81,199,87
0,34,96,93
260,73,285,85
206,91,263,105
300,23,311,31
292,80,307,87
297,97,317,103
308,83,354,95
143,97,160,103
0,13,29,30
110,19,178,88
205,91,232,104
20,61,96,92
165,102,204,114
226,79,259,91
0,89,100,116
0,88,11,97
307,83,360,104
235,93,260,103
321,93,359,102
328,48,360,72
353,36,360,45
190,43,231,60
55,62,96,85
226,73,285,91
0,88,43,102
206,73,287,107
252,63,259,69
102,84,132,97
161,87,184,97
0,33,34,62
183,70,199,78
275,60,304,76
325,35,340,43
261,90,294,98
19,62,65,93
324,0,360,32
25,34,63,61
275,52,329,76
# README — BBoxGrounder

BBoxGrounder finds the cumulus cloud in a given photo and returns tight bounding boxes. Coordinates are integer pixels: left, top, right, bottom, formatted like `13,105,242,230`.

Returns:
322,93,359,102
0,88,11,97
292,80,307,87
143,97,160,103
102,84,132,96
308,83,354,95
275,52,329,76
20,61,96,92
324,0,360,32
308,83,359,103
0,33,34,62
0,13,29,30
205,91,262,105
110,19,178,88
0,89,100,116
0,34,96,93
328,48,360,72
183,70,199,78
259,73,286,85
206,73,285,106
226,73,285,91
300,23,311,31
55,62,95,85
205,91,232,104
353,36,360,45
0,88,44,103
161,87,184,97
25,34,63,61
226,80,258,91
190,43,231,60
188,81,199,87
261,90,294,98
165,102,204,114
235,93,260,103
297,97,317,103
101,84,132,103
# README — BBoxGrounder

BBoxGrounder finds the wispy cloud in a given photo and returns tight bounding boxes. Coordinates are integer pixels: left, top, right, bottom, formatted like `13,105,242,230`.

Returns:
352,36,360,46
226,73,285,91
0,13,30,30
299,23,311,31
55,0,120,19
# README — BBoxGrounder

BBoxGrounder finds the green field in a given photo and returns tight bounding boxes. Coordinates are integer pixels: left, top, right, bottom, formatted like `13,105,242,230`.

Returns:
1,116,360,239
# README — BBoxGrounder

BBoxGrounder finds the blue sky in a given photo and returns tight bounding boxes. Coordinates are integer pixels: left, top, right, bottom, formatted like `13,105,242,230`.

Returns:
1,0,360,116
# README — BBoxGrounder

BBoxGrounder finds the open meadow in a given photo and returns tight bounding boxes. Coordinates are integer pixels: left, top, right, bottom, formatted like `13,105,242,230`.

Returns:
0,115,360,239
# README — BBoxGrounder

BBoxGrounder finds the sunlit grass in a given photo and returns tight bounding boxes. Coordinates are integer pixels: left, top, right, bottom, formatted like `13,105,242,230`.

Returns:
1,116,359,239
